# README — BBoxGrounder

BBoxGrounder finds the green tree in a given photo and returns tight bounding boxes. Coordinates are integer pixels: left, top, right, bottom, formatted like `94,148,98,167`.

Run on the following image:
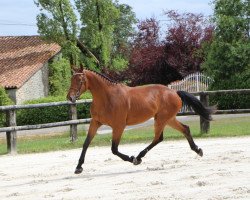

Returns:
36,0,137,71
75,0,120,68
111,3,137,70
203,0,250,109
35,0,99,66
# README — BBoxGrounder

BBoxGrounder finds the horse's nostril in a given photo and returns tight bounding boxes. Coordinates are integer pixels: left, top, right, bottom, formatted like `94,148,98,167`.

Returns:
67,94,75,102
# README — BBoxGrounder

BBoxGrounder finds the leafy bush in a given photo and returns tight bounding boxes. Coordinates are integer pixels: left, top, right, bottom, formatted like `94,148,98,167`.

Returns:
0,87,13,127
209,73,250,109
111,56,128,71
49,58,71,96
16,93,92,126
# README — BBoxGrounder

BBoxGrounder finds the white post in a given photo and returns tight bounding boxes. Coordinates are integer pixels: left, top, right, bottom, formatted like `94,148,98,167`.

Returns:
196,73,199,92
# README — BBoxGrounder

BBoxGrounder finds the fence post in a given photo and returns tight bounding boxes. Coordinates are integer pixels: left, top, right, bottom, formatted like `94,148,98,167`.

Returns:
69,103,78,142
6,110,17,154
200,93,210,134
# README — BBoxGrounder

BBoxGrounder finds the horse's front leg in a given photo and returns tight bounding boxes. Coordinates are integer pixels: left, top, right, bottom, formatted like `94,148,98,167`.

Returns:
75,119,102,174
111,127,134,163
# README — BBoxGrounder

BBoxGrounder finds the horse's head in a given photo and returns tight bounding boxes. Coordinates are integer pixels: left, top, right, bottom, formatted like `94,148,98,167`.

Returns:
67,64,88,103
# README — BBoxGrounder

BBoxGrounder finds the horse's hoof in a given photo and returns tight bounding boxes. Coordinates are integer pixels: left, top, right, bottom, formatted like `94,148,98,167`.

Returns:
75,167,83,174
198,148,203,157
133,157,142,165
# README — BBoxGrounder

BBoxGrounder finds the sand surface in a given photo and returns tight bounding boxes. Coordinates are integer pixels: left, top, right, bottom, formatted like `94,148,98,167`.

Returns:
0,137,250,200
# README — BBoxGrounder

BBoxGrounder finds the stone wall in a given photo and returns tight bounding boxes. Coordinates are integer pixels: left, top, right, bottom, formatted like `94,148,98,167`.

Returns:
7,63,49,104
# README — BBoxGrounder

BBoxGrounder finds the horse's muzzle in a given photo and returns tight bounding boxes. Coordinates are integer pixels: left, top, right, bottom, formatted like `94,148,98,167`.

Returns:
67,94,76,103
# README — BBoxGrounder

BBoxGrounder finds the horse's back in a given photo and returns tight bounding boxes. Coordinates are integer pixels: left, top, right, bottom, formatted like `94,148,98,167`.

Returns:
144,84,182,114
125,84,181,125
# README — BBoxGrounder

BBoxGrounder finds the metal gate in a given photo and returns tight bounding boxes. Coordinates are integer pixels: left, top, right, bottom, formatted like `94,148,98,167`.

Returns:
168,72,213,112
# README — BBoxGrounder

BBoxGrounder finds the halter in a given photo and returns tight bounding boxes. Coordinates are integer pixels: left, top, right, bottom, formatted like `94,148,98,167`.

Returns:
73,72,84,76
72,72,86,98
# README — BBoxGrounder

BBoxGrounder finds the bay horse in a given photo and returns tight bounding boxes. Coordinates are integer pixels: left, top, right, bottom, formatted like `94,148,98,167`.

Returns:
67,65,214,174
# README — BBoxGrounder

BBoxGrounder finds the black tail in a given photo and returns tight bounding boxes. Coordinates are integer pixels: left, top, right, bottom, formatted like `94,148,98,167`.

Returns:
177,91,215,121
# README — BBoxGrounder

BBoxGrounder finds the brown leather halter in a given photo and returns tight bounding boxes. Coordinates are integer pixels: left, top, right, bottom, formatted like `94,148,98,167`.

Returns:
72,72,85,99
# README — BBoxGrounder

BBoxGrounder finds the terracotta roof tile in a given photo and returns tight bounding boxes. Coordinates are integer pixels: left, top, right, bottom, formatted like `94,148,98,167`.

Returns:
0,36,61,89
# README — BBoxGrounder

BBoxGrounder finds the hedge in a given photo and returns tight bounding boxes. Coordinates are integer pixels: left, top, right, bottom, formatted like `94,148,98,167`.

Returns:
208,74,250,110
16,93,92,126
0,87,13,127
49,58,71,96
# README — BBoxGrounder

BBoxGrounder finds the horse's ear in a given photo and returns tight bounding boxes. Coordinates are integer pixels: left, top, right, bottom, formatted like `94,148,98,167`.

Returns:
71,65,77,74
80,63,84,72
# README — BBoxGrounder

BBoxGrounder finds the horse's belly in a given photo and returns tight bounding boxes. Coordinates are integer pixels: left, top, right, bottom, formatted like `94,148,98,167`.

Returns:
126,110,154,125
126,97,158,125
126,117,152,126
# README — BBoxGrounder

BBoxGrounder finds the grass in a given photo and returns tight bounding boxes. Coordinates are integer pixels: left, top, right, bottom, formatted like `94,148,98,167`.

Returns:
0,116,249,155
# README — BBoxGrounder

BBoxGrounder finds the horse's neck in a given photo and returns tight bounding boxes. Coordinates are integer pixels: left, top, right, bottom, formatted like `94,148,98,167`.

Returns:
85,70,111,101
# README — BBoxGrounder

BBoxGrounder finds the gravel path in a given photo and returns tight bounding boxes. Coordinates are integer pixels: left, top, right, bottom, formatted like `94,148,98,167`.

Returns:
0,137,249,200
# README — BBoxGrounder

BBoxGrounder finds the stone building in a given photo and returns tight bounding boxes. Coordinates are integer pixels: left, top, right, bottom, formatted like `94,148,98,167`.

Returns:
0,36,61,104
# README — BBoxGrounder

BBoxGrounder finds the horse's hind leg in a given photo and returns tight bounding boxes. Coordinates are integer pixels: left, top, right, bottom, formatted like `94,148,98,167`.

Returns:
168,118,203,156
133,119,165,165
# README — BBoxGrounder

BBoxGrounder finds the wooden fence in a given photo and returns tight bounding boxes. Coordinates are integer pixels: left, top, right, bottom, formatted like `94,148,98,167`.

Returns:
0,99,92,154
0,89,250,154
